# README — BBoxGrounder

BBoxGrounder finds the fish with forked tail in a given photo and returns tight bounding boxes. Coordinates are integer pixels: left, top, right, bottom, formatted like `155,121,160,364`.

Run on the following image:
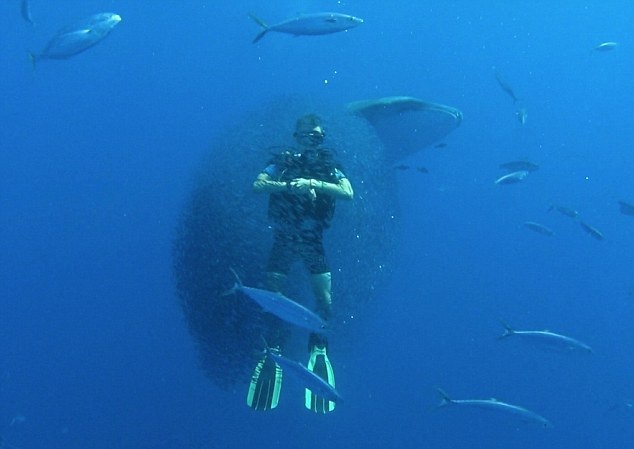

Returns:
250,12,364,43
435,388,552,428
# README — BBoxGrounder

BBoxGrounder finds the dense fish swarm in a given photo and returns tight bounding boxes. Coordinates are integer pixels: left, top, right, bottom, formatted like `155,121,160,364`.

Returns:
173,97,398,388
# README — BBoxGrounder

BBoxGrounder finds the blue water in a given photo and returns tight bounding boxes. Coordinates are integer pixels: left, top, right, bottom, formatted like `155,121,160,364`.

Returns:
2,1,634,448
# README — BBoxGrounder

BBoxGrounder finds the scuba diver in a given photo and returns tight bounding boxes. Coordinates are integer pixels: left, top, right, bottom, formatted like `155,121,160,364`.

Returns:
248,114,353,413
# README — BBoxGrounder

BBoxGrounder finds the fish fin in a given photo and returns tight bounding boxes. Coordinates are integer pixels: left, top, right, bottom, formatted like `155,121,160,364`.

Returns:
247,350,283,411
220,283,238,297
305,345,336,413
249,13,269,43
28,51,37,70
498,319,515,338
434,387,453,408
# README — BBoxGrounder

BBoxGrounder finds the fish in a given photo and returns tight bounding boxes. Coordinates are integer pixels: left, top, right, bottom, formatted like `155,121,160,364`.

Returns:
262,343,343,404
250,12,364,43
393,164,410,170
618,200,634,216
516,107,528,125
29,12,122,68
20,0,34,25
499,160,539,172
593,41,618,52
225,269,327,333
416,166,429,174
579,221,604,240
494,170,529,185
498,320,593,354
493,68,519,103
523,221,554,236
547,204,579,219
434,143,448,149
435,388,552,428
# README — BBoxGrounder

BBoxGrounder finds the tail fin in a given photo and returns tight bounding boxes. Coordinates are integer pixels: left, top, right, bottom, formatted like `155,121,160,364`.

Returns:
220,267,243,296
498,319,515,338
28,51,37,70
434,387,453,408
249,13,269,43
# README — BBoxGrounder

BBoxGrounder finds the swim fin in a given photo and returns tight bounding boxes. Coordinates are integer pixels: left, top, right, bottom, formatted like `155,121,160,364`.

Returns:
246,349,283,411
305,345,336,413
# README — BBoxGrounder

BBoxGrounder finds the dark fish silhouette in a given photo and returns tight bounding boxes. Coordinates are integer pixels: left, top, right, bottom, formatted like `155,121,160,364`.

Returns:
20,0,34,25
618,200,634,216
434,143,448,149
393,164,410,170
499,160,539,172
494,68,519,103
416,166,429,174
523,221,554,236
579,221,604,240
547,204,579,219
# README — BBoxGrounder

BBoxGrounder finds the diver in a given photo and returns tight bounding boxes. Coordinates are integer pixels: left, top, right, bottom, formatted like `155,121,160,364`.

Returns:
248,114,353,413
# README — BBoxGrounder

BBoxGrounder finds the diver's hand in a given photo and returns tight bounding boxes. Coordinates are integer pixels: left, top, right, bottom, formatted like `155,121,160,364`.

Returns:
289,178,317,199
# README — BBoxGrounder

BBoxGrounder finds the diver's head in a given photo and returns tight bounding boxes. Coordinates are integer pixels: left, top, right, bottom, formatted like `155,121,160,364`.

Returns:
294,114,325,148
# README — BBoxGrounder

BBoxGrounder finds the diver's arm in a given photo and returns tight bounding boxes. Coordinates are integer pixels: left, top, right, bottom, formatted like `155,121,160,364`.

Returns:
253,172,289,193
311,177,353,200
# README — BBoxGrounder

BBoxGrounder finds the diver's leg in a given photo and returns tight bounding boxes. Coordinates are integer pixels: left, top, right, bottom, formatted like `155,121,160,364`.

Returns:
303,235,336,413
247,236,292,411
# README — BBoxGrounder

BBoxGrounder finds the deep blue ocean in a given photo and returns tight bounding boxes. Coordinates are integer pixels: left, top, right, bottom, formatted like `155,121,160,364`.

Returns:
2,1,634,448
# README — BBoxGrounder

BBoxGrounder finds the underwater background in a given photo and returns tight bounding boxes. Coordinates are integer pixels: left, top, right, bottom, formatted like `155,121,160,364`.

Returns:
2,1,633,448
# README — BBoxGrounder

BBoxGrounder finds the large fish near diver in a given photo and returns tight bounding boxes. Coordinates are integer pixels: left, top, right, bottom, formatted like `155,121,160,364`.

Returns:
250,12,363,43
225,269,327,333
498,320,593,354
262,343,343,405
435,388,552,428
29,12,122,68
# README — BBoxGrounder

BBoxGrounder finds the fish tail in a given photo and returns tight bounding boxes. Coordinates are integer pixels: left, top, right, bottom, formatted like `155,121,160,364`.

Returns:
28,51,37,70
220,283,238,297
434,387,453,408
249,13,269,43
229,267,243,286
498,319,515,338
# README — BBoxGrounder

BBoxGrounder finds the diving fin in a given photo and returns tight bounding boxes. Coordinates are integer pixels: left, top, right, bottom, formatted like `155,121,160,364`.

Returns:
247,349,283,411
305,345,336,413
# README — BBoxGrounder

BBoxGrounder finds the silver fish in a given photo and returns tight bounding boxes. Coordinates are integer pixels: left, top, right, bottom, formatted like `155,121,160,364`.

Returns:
435,388,552,428
593,41,618,52
250,12,363,43
494,170,529,185
498,320,593,354
579,221,604,240
226,269,327,333
523,221,554,236
29,12,122,67
264,344,342,404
